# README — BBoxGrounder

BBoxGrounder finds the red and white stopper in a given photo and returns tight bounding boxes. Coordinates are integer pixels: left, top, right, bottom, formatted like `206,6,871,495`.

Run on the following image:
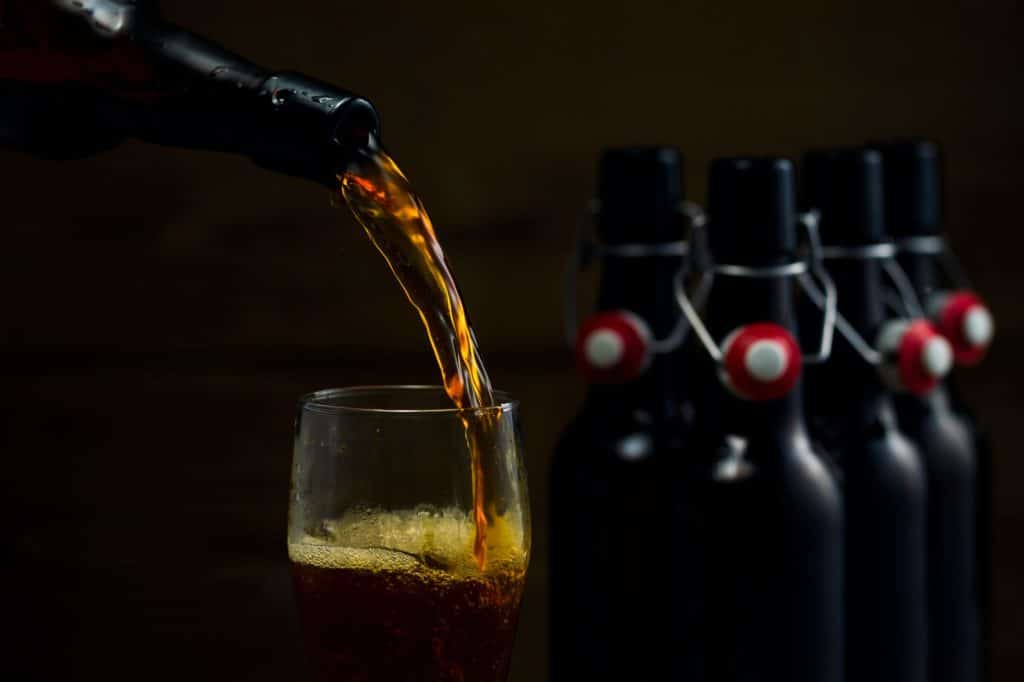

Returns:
575,311,653,383
720,323,802,401
876,319,954,395
929,290,994,366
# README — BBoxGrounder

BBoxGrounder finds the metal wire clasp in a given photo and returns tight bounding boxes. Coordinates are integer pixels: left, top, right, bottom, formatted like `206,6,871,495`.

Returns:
800,238,937,366
797,232,956,393
673,210,838,366
562,200,708,354
897,235,972,283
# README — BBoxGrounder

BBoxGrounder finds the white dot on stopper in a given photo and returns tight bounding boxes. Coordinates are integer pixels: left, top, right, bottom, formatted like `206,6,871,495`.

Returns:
585,329,626,369
745,340,788,382
963,306,994,346
922,337,953,377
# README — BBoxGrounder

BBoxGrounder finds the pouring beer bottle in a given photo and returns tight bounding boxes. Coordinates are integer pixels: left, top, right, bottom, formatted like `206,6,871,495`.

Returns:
691,156,843,682
874,139,985,682
0,0,379,184
550,147,696,682
801,147,928,682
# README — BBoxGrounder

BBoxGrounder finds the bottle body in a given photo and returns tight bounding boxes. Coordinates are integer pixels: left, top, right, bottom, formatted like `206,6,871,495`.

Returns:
550,147,694,681
895,389,979,681
692,156,844,682
949,382,994,682
697,428,844,682
808,389,928,682
801,147,929,681
902,253,988,682
551,406,690,681
892,241,982,682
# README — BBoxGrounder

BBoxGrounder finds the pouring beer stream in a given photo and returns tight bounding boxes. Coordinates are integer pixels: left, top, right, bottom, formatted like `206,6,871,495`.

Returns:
340,143,498,569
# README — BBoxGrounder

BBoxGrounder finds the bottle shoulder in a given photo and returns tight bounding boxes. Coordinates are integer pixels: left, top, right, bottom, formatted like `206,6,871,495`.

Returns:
687,431,844,549
840,428,929,510
894,389,977,471
696,428,843,516
815,407,927,484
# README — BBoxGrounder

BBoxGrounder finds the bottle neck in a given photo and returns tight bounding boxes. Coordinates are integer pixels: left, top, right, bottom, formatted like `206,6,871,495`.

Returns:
0,2,378,186
706,274,807,442
897,251,942,301
896,249,957,409
585,252,687,421
806,258,890,424
596,254,682,337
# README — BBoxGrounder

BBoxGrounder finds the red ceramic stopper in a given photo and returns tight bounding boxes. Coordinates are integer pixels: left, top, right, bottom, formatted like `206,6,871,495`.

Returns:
721,323,802,401
935,291,994,366
896,320,954,395
575,311,653,383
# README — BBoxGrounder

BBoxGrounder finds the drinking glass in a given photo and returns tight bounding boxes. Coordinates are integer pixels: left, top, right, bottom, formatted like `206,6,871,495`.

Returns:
288,386,530,682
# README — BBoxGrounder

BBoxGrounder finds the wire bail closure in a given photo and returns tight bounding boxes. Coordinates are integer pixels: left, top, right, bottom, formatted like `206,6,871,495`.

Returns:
895,235,993,366
801,240,928,365
818,240,926,318
893,234,982,306
897,235,973,288
799,236,955,394
674,210,838,367
562,199,707,354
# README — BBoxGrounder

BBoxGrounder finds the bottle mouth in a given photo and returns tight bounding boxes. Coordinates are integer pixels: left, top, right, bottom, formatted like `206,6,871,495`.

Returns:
331,98,381,149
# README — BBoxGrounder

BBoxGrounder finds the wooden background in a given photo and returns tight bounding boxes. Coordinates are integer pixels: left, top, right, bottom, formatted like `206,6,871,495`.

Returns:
2,0,1021,679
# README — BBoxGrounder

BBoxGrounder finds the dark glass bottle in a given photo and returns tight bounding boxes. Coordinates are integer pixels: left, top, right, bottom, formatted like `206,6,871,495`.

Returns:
874,139,983,682
802,147,928,682
550,147,693,682
0,0,378,185
695,157,843,682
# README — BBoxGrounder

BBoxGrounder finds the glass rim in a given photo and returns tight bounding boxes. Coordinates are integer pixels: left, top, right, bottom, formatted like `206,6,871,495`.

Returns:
298,385,519,416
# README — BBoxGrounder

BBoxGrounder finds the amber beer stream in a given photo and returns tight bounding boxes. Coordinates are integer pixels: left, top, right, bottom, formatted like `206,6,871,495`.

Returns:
340,146,496,568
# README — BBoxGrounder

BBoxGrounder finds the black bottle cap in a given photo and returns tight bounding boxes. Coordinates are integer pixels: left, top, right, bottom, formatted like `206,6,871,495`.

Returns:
869,139,944,237
597,147,684,245
708,156,797,266
802,147,886,245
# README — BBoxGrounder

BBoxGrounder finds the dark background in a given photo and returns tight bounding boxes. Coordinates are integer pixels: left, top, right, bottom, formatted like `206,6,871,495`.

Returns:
2,1,1021,680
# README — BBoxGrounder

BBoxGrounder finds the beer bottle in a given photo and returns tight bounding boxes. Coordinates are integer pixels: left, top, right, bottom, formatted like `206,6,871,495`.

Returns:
691,156,843,682
551,147,694,682
0,0,378,185
802,147,928,682
874,139,983,682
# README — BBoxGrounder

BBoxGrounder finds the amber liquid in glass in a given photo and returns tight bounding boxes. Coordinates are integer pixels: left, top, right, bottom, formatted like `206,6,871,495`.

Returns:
290,512,526,682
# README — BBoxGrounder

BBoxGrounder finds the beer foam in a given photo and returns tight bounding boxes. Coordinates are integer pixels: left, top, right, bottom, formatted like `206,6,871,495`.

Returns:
288,507,528,577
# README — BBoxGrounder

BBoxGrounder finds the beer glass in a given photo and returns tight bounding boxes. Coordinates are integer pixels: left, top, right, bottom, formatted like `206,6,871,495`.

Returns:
288,386,531,682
